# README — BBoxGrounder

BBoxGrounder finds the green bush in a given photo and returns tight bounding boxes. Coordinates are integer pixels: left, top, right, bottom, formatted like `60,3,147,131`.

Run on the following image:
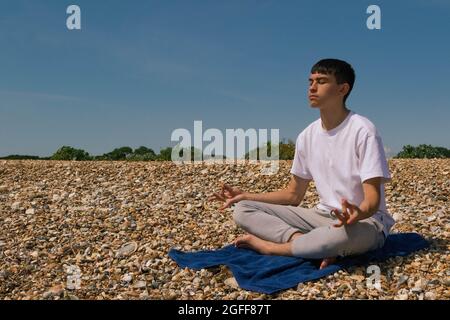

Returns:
279,139,296,160
51,146,91,161
395,144,450,159
157,147,173,161
169,145,204,161
245,139,295,160
101,146,133,161
127,146,157,161
93,155,107,161
133,146,156,157
97,145,176,161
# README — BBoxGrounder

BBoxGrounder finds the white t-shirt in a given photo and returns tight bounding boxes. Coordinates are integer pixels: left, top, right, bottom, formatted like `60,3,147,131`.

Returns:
290,110,395,236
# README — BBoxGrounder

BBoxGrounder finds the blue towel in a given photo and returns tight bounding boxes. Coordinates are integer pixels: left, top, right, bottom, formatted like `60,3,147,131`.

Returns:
168,233,429,294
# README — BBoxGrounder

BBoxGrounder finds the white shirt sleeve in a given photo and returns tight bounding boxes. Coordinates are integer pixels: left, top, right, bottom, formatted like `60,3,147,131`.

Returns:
290,133,313,180
358,133,392,183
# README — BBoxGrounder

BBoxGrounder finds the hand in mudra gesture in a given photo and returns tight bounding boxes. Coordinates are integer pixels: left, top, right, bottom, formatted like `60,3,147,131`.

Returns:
332,199,364,227
208,183,246,211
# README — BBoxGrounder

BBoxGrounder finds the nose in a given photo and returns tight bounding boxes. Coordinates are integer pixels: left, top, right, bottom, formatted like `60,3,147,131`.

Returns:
309,83,317,93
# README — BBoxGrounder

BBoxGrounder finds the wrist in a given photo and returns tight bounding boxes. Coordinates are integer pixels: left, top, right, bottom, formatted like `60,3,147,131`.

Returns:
358,202,374,219
241,192,251,201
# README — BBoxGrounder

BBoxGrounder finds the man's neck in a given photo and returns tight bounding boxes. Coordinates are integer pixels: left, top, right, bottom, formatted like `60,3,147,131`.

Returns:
320,105,350,131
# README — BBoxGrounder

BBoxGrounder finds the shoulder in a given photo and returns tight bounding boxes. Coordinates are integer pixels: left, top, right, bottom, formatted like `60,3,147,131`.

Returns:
349,112,380,138
295,118,321,143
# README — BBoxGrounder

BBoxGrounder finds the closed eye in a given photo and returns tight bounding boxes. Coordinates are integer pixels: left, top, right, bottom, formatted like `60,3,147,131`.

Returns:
309,77,329,85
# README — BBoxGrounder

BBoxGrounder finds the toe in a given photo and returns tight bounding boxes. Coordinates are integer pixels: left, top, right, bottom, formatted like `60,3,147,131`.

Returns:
234,235,245,246
319,257,336,270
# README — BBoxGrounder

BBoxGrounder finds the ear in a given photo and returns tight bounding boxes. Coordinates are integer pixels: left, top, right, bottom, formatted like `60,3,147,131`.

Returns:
340,83,350,96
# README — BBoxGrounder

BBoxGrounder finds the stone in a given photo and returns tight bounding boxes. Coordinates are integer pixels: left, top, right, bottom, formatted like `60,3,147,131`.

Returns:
424,291,436,300
412,278,427,292
121,273,132,283
443,278,450,287
224,277,239,289
43,285,64,298
350,275,365,282
11,202,21,211
116,242,138,258
395,288,409,300
396,275,408,288
133,280,147,289
393,212,403,221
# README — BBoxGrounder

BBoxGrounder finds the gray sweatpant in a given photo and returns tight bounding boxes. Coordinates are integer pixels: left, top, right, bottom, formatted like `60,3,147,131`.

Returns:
233,200,386,259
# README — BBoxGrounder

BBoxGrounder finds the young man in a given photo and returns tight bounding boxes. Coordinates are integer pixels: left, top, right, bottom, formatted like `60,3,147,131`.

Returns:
210,58,394,269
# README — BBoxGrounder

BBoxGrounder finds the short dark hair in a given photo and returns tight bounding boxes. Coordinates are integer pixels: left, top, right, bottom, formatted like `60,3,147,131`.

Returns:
311,59,355,104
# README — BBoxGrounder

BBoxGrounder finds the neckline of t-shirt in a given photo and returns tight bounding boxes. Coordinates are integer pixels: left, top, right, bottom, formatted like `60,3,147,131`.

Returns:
319,110,354,136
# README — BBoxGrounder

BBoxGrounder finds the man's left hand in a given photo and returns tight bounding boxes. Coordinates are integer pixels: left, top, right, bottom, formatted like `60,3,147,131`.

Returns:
332,199,363,227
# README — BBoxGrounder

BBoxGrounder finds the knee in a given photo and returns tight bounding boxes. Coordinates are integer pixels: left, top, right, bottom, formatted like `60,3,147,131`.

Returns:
234,200,256,208
232,200,255,228
323,226,357,256
232,210,244,228
327,224,378,257
292,227,351,259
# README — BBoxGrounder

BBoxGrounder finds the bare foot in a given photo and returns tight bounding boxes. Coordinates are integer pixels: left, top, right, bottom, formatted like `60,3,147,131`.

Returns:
233,234,275,255
319,257,337,270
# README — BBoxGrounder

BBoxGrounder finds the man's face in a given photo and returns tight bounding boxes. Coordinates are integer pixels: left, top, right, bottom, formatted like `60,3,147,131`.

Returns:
308,73,345,108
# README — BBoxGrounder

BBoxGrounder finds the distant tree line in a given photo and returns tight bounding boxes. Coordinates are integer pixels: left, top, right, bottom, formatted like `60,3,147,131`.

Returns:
50,146,174,161
0,155,43,160
244,142,450,160
1,143,448,161
0,146,172,161
393,144,450,159
0,145,223,162
244,139,296,160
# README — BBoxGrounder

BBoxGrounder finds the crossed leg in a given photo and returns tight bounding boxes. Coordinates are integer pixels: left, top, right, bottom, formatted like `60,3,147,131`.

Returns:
233,232,336,269
232,200,341,269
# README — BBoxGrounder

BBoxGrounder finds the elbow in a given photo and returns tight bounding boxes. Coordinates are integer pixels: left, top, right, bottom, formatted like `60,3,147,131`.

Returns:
284,186,304,206
290,194,302,206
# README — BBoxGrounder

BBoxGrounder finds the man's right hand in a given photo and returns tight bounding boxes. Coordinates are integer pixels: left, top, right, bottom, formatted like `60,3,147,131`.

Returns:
208,183,246,211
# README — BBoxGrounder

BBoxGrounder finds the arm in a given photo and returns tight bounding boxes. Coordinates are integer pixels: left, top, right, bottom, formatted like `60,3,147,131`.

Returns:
333,177,382,227
358,177,382,219
243,174,311,206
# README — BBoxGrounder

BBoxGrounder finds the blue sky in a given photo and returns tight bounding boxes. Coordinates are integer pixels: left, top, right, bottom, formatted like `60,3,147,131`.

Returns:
1,0,449,158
